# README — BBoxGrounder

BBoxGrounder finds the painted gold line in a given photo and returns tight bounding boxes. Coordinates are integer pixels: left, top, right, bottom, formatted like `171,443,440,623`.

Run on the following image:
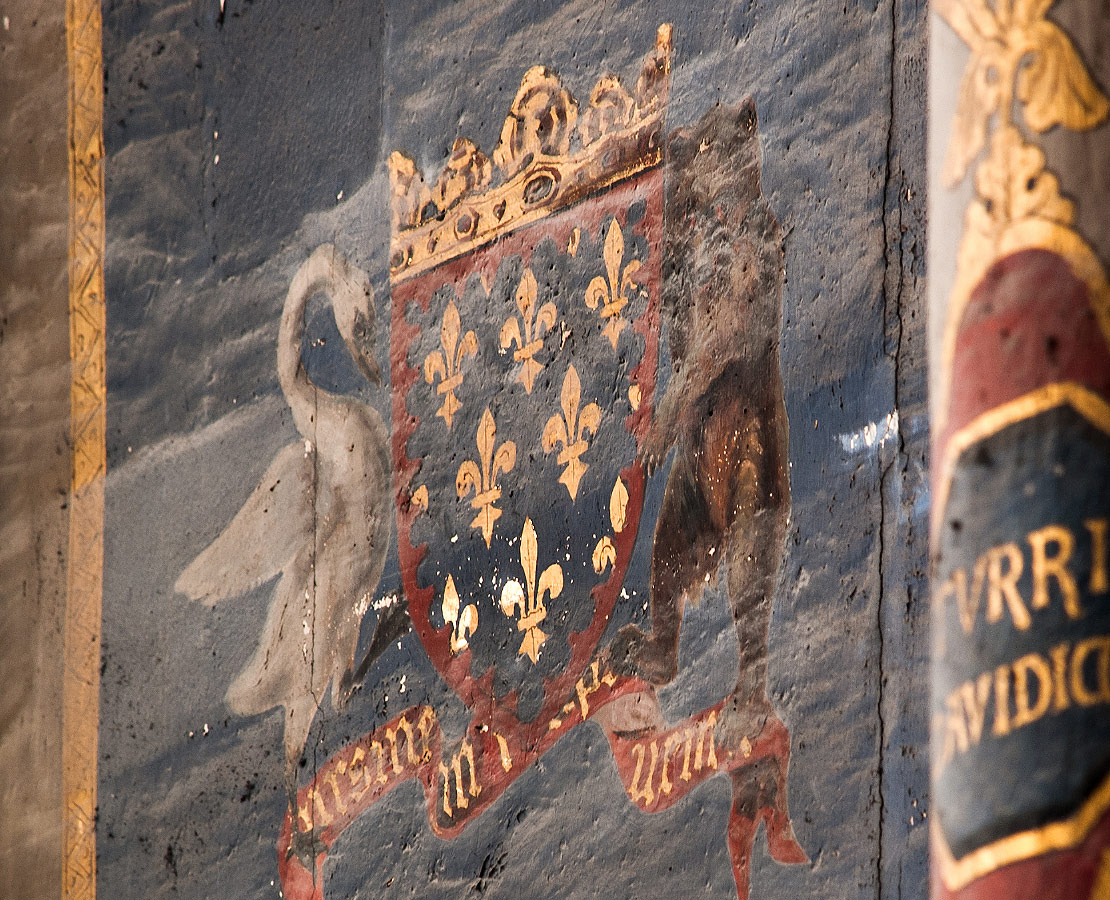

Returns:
934,771,1110,891
63,0,106,894
390,146,662,284
933,383,1110,541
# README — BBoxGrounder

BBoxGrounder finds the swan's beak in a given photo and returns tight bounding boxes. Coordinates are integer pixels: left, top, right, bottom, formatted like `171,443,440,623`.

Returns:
346,308,383,386
356,353,383,387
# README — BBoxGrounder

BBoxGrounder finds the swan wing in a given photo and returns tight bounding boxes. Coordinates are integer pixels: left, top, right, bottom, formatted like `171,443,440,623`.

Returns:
176,441,315,605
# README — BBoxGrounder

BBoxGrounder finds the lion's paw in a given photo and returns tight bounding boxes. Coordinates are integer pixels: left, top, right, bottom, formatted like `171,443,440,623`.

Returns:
607,625,678,686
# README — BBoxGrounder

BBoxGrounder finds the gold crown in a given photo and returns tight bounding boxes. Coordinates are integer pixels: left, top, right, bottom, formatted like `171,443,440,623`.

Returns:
389,24,673,283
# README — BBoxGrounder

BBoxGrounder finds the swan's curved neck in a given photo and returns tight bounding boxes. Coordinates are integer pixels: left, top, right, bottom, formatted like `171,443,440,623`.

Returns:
278,249,332,438
278,245,379,439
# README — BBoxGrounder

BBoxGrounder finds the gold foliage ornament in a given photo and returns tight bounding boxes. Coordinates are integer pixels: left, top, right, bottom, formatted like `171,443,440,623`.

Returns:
442,575,478,654
958,125,1074,277
543,365,601,501
609,476,629,532
500,518,563,663
388,150,430,234
457,408,517,547
586,219,641,349
592,477,629,574
388,25,672,282
500,267,557,394
424,299,478,429
592,537,617,575
937,0,1109,187
493,66,578,180
934,0,1110,438
578,75,636,146
433,138,493,216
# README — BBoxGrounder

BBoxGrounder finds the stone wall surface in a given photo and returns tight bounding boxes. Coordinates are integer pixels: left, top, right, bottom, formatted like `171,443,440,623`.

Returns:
1,0,930,898
0,0,71,897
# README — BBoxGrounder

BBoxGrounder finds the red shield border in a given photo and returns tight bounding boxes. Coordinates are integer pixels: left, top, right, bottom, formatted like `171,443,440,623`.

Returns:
390,169,662,746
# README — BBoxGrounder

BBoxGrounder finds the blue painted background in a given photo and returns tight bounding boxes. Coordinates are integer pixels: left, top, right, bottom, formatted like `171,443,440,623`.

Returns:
98,0,930,896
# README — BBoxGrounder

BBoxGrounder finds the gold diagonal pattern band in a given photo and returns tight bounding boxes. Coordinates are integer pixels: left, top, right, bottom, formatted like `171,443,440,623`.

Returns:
63,0,106,895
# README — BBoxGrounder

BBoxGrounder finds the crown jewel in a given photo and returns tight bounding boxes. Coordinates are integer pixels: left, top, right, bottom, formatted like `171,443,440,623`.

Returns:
389,24,672,282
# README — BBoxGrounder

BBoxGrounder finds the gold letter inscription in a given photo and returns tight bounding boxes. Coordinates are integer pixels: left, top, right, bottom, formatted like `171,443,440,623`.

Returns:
1012,652,1052,728
439,739,482,818
986,543,1031,630
1028,525,1081,619
1086,518,1109,594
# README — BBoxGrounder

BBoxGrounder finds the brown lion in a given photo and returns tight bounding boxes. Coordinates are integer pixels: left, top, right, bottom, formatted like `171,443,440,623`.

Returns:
610,98,790,743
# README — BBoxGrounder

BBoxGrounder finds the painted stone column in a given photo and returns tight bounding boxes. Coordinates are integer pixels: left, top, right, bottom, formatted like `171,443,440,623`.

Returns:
929,1,1110,897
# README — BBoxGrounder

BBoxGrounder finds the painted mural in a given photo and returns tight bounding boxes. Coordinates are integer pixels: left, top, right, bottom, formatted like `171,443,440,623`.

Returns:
94,1,930,898
173,30,809,898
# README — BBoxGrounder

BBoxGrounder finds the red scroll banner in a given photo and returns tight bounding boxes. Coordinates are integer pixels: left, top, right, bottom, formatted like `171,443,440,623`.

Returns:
277,666,805,900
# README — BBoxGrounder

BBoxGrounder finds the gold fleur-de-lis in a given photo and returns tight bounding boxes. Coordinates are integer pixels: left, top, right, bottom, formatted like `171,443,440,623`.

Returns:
592,538,616,574
593,477,629,574
442,574,478,654
500,518,563,663
609,476,628,532
457,407,517,547
499,268,557,394
543,365,601,501
424,299,478,429
585,219,642,349
567,228,581,256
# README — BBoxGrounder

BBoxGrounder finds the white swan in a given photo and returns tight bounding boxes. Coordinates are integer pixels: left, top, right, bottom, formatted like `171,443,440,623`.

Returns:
176,244,392,810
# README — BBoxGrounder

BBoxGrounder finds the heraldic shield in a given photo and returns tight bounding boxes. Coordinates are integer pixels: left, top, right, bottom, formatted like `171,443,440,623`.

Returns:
275,26,808,900
391,74,664,737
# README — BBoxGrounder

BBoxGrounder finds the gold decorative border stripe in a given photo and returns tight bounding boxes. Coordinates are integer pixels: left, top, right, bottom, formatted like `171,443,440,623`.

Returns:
63,0,106,894
934,771,1110,890
934,382,1110,541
